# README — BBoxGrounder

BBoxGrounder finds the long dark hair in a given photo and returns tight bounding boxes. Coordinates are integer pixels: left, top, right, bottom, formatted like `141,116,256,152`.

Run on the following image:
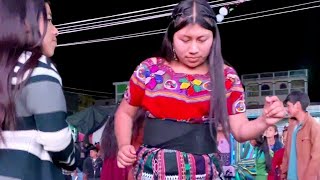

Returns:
100,108,145,160
160,0,229,141
255,135,272,172
0,0,47,140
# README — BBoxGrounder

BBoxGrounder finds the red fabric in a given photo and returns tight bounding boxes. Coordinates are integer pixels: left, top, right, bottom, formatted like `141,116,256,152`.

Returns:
268,148,285,180
125,57,245,122
100,123,144,180
100,158,130,180
78,133,85,142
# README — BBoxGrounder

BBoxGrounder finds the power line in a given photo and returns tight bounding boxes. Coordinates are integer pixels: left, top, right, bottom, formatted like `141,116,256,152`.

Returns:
64,90,112,99
59,14,166,35
56,0,227,28
58,29,165,47
57,0,229,32
57,1,320,47
225,0,320,20
58,0,250,35
63,86,114,95
220,3,320,24
56,4,176,28
57,9,170,31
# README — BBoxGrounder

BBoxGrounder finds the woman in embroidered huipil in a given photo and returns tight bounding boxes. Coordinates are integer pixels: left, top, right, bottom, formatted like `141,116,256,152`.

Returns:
114,0,287,179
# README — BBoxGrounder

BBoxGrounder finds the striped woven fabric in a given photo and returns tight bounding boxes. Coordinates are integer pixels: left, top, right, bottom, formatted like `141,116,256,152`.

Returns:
133,146,223,180
0,52,76,180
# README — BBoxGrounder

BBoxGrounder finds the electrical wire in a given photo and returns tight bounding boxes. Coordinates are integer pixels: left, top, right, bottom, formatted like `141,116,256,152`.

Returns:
57,1,320,47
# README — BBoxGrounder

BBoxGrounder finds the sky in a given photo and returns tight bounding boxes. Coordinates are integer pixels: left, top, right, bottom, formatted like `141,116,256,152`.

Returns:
50,0,320,102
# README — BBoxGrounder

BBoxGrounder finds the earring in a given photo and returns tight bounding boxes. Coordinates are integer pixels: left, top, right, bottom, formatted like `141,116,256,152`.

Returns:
173,48,178,61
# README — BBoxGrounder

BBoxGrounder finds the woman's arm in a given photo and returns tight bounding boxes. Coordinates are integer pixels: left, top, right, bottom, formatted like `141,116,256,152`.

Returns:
114,100,140,149
229,96,286,142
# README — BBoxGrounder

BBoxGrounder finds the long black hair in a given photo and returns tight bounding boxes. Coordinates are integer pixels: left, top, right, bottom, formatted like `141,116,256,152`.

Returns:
100,108,145,160
255,135,272,172
0,0,47,141
160,0,229,142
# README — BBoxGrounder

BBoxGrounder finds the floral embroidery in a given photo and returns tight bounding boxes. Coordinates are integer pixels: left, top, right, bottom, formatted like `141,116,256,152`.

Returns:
145,65,165,90
135,66,147,81
225,74,239,90
234,100,246,113
202,81,211,91
179,75,203,96
164,80,178,90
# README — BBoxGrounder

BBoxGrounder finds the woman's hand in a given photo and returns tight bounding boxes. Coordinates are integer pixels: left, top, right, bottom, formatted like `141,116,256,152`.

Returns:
117,144,137,168
263,96,287,126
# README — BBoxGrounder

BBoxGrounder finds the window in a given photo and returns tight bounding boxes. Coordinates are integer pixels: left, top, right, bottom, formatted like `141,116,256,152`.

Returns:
291,80,304,88
261,84,270,90
246,84,259,91
280,83,287,89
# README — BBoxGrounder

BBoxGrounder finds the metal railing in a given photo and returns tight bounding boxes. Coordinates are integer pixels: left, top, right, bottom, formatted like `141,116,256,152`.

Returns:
242,69,308,81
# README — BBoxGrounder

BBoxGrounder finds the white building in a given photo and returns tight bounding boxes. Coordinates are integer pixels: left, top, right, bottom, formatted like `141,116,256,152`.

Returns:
241,69,308,107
